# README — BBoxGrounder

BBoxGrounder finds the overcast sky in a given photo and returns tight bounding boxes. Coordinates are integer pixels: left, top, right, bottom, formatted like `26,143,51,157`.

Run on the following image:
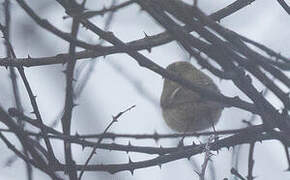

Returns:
0,0,290,179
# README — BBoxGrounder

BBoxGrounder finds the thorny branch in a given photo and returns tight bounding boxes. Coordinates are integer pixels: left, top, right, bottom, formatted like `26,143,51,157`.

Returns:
78,105,135,179
0,0,289,179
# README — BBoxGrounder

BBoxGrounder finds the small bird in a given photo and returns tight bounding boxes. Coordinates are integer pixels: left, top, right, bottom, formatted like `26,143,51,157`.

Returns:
160,61,223,132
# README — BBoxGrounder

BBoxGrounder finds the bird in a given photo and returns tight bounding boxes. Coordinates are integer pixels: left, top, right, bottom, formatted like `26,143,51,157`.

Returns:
160,61,223,132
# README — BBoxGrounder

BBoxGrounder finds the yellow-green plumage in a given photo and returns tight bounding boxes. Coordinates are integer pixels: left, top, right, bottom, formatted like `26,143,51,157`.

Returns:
160,61,223,132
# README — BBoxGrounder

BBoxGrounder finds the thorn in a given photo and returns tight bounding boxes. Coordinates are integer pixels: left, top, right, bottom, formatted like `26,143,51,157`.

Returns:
178,139,184,149
81,143,86,151
158,162,162,169
62,15,69,20
196,138,202,145
108,169,115,174
82,24,89,30
246,175,257,180
128,157,134,175
112,115,118,123
159,145,165,155
128,157,133,164
143,31,150,38
126,141,132,154
215,148,220,154
129,169,134,175
75,131,80,137
146,47,152,53
153,130,159,143
242,119,253,126
233,96,240,100
104,31,114,38
72,103,79,108
101,6,107,16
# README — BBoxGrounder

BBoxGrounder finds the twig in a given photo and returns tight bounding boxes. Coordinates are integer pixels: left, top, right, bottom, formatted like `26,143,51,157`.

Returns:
64,3,259,115
283,142,290,171
247,142,256,180
198,136,215,180
74,0,118,100
15,0,103,50
0,23,58,165
73,0,134,19
78,105,135,179
0,107,61,179
52,128,283,174
1,0,261,68
60,1,85,179
277,0,290,15
2,1,33,179
231,168,246,180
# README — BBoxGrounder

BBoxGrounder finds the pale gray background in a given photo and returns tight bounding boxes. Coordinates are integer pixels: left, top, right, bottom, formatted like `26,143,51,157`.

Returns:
0,0,289,179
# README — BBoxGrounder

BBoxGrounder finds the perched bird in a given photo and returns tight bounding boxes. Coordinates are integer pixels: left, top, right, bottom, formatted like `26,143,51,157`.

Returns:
160,61,223,132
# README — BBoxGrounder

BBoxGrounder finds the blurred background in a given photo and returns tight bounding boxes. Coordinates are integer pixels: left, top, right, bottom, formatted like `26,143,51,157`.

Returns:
0,0,290,179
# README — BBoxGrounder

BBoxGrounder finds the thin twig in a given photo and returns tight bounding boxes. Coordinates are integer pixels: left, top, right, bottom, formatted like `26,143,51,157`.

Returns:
78,105,135,179
277,0,290,15
0,23,58,165
3,1,33,178
198,136,215,180
231,168,246,180
1,0,261,68
71,0,134,19
15,0,104,50
60,1,83,178
247,142,256,180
